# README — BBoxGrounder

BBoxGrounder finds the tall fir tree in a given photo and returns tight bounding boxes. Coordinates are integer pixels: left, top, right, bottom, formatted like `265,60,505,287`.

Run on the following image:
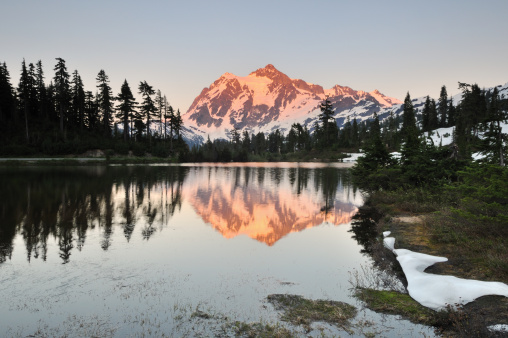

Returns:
138,81,156,144
96,69,114,137
438,85,448,127
35,60,47,120
84,91,99,132
155,89,164,138
455,83,487,158
0,62,16,127
421,96,431,132
352,118,359,148
401,92,420,164
352,112,392,190
53,58,70,134
70,70,86,132
480,87,507,166
116,80,137,142
448,97,456,126
173,109,183,140
165,103,175,149
18,59,32,142
317,97,337,148
429,98,438,130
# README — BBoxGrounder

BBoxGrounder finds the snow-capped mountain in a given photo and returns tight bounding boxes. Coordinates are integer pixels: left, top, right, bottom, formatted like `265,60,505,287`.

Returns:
182,64,402,142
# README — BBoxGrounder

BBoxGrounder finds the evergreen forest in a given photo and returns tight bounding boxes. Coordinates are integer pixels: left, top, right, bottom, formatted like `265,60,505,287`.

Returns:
0,58,507,166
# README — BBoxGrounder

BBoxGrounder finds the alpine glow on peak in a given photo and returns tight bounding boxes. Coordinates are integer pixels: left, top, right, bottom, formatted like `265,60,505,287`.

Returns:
183,64,402,141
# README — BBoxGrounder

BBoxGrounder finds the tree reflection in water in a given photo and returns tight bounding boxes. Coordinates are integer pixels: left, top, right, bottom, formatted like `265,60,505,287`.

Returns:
0,166,188,264
0,164,360,263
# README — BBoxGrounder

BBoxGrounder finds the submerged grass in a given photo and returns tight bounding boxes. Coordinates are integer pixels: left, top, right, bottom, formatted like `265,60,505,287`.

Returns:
227,321,294,338
267,294,357,333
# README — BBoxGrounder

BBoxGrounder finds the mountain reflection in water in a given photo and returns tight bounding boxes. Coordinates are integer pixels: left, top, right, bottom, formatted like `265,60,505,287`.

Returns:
185,166,358,246
0,164,361,264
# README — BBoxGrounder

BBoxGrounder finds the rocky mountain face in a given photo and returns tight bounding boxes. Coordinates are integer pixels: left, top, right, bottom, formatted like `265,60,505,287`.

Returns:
182,64,402,142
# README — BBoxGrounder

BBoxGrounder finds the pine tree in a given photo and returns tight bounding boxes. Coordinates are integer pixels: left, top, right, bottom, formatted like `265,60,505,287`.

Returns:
287,124,298,152
339,117,352,148
352,112,392,190
350,118,358,148
455,83,487,158
138,81,156,144
96,69,114,137
163,96,169,141
165,103,175,149
0,62,16,127
242,130,251,152
18,59,31,142
429,98,438,130
421,96,431,132
448,97,456,126
155,90,164,138
27,63,37,119
480,87,507,166
231,127,240,149
255,132,266,154
368,112,391,164
385,111,399,149
53,58,70,134
318,97,336,147
116,80,137,142
401,92,420,163
438,85,448,127
70,70,85,132
173,109,183,140
84,91,98,131
35,60,47,120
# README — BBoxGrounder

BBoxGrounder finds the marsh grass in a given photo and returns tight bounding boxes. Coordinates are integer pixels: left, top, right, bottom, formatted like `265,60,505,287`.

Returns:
427,210,508,281
225,321,294,338
354,288,438,326
267,294,357,333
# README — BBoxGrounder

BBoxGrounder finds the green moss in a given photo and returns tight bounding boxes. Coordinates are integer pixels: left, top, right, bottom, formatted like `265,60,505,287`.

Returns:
267,294,357,332
355,288,438,326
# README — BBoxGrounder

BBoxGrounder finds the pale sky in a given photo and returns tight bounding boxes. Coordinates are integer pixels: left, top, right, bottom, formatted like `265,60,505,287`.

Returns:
2,0,507,114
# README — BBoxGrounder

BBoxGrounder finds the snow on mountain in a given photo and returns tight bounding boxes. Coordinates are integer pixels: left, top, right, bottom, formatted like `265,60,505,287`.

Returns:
181,64,508,146
182,64,402,143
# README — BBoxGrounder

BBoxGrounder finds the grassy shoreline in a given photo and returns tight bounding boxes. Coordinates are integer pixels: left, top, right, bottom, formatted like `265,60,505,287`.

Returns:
353,188,508,336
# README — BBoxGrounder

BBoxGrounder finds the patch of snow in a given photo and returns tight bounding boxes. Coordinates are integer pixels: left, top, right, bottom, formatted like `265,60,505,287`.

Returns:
488,324,508,333
425,127,454,146
383,236,508,310
390,152,401,160
383,237,395,251
342,153,363,162
472,152,486,161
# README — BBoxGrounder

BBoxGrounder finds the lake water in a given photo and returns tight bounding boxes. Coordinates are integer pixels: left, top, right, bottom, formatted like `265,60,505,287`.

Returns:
0,163,435,337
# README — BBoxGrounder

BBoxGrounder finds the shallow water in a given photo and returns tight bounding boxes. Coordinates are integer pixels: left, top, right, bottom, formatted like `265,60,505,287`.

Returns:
0,163,435,336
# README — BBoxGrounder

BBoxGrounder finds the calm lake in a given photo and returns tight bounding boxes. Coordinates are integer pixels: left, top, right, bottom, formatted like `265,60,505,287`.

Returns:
0,163,434,337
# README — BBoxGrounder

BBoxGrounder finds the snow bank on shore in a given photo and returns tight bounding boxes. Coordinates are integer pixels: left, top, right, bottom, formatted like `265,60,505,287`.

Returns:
382,234,508,310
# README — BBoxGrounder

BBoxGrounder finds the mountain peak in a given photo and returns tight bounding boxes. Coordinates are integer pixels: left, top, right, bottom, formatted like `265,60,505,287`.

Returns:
249,64,292,85
250,64,281,76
